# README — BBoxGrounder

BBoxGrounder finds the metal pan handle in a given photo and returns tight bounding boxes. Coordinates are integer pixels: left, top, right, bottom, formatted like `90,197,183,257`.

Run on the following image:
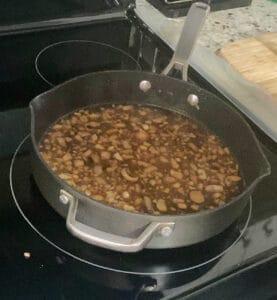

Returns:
62,190,174,252
162,2,210,81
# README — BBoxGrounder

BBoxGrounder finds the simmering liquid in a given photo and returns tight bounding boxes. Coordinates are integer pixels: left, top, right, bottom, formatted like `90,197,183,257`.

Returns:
39,104,242,215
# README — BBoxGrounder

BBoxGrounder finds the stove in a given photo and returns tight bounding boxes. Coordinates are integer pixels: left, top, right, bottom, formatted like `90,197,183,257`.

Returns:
1,1,277,299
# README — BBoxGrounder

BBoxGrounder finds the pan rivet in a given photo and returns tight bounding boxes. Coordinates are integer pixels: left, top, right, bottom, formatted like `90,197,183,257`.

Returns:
139,80,151,93
187,94,200,110
59,194,69,205
160,225,173,237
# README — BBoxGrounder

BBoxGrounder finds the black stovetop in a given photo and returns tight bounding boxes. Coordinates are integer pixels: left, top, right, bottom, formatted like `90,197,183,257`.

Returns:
0,6,277,300
0,0,118,26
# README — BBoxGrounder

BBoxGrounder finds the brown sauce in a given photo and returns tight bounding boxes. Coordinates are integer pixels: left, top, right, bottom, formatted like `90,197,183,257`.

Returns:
39,104,242,215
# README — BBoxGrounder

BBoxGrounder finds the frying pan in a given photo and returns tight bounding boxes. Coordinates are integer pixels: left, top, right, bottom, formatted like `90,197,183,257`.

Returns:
30,3,270,252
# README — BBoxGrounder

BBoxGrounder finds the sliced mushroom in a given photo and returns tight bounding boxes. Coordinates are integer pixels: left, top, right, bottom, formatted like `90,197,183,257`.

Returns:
189,191,205,204
121,168,138,182
205,185,224,193
156,199,167,212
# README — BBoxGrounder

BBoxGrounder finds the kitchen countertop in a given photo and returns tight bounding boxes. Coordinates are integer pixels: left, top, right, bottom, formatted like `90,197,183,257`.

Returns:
198,0,277,51
136,0,277,52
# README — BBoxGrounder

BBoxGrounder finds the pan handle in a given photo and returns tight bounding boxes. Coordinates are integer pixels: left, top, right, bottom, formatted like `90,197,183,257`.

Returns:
62,191,175,252
162,2,210,81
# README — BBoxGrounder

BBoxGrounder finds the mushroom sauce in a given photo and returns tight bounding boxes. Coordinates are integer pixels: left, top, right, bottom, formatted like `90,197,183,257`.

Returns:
39,104,242,215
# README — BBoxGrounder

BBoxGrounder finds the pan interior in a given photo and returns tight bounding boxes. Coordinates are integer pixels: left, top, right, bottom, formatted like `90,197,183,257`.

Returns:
38,102,245,216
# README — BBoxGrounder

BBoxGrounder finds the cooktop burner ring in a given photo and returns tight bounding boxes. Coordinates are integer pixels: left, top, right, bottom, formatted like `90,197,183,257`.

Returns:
35,39,142,87
10,135,252,276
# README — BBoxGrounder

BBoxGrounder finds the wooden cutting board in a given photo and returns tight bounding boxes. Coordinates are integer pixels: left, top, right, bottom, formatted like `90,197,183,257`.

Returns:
218,32,277,101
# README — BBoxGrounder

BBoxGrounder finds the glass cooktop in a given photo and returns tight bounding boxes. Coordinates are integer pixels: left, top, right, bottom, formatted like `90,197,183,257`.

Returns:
0,0,118,26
